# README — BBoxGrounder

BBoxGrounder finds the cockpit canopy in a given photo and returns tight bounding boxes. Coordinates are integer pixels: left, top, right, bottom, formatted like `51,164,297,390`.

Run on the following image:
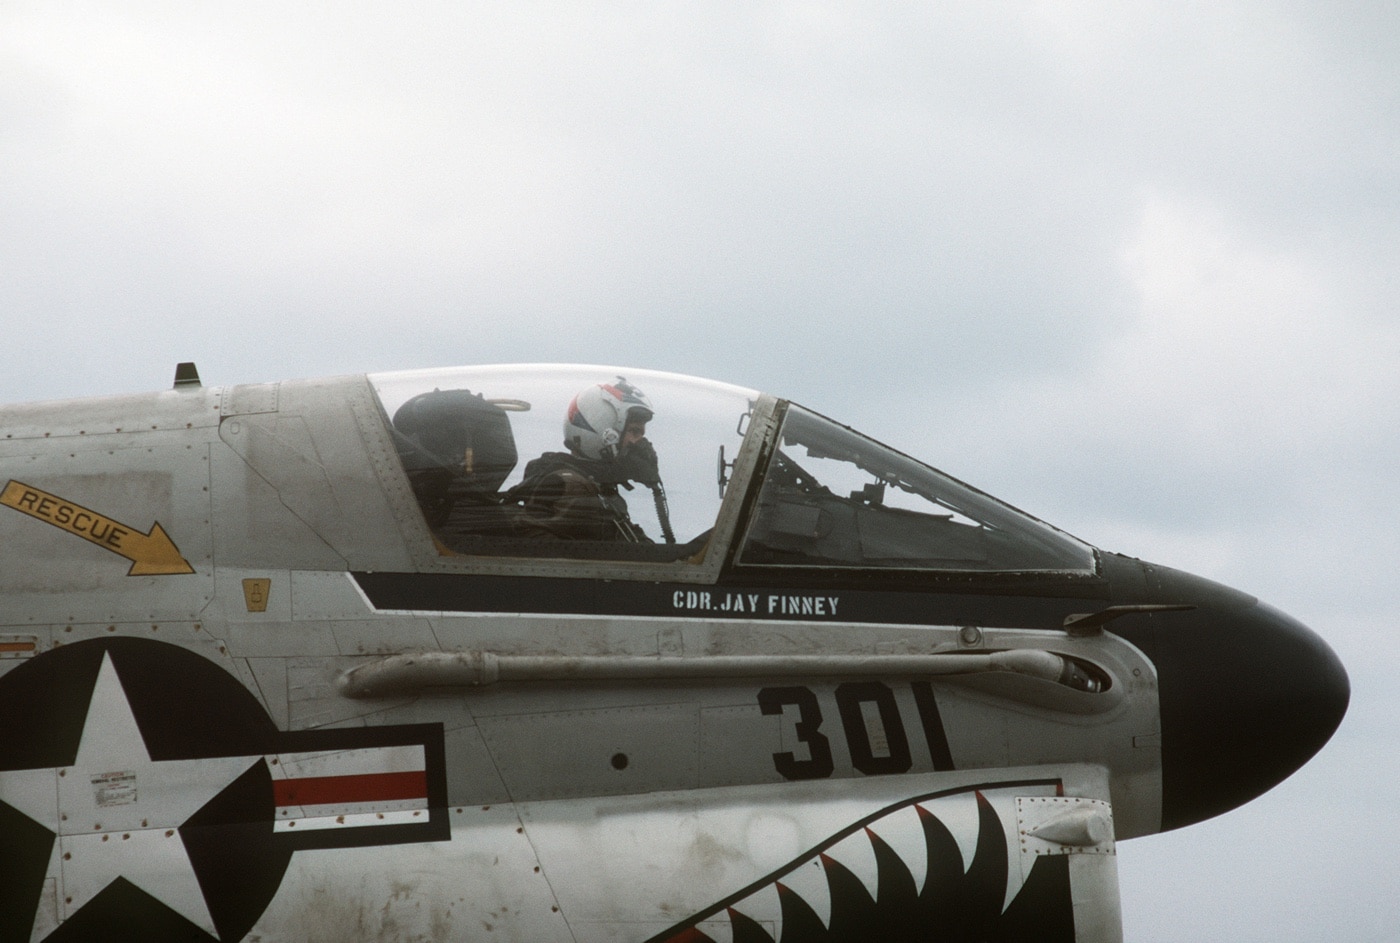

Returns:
370,365,1095,576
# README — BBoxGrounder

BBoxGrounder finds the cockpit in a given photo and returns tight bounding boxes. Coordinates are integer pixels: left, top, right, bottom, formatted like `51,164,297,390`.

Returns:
369,365,1096,577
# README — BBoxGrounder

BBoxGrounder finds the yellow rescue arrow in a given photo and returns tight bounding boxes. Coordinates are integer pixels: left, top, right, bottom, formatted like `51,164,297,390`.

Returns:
0,480,195,576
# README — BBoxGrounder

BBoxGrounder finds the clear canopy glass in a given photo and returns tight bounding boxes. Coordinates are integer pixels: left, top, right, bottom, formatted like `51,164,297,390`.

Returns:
735,405,1095,573
371,365,757,561
369,366,1095,575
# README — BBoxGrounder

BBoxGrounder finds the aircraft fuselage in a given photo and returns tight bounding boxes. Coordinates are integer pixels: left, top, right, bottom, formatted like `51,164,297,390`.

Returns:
0,365,1348,943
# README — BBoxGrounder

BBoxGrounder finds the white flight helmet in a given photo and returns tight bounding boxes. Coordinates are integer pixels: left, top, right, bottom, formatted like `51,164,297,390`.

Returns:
564,378,654,461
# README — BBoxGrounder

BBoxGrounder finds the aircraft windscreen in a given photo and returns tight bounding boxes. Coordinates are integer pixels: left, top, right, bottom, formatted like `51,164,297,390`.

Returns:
738,406,1096,573
370,365,757,562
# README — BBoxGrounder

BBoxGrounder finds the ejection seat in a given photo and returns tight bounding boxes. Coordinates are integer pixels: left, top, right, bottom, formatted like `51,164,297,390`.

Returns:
391,389,524,543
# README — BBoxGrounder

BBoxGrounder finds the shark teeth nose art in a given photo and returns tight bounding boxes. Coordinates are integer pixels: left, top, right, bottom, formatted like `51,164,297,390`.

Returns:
654,782,1113,943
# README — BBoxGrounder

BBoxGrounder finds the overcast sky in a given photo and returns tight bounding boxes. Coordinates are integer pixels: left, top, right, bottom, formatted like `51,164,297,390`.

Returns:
3,3,1397,940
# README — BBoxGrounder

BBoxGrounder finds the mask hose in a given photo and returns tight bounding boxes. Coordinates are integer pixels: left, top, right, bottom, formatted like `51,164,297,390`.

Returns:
650,482,676,544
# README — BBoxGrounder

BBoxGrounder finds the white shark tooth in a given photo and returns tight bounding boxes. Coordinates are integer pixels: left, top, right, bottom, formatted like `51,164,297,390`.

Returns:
692,916,735,943
727,881,783,942
918,793,981,875
774,857,832,929
821,826,882,903
866,803,929,895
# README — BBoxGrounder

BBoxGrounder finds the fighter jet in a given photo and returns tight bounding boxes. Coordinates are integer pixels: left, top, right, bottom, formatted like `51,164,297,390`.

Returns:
0,362,1348,943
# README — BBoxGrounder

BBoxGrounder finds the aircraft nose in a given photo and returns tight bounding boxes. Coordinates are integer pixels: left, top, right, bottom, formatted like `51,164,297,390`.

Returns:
1143,576,1350,831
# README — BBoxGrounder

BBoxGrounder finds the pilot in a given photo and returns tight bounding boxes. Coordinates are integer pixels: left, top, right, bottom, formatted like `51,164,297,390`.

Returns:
508,378,661,542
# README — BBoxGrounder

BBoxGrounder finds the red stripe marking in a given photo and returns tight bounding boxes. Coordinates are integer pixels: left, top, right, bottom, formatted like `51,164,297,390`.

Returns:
274,771,428,807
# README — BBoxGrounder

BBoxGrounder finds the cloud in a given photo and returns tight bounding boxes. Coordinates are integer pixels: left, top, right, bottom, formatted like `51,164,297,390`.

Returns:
0,3,1396,940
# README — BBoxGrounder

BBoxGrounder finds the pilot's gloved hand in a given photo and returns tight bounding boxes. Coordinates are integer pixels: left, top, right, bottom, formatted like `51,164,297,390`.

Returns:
617,437,661,488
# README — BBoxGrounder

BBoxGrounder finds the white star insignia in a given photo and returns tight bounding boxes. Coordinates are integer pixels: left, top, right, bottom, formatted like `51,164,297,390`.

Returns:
0,653,262,942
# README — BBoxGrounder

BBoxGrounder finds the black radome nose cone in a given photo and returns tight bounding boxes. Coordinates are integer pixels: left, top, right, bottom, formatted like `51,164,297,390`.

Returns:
1149,599,1349,831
